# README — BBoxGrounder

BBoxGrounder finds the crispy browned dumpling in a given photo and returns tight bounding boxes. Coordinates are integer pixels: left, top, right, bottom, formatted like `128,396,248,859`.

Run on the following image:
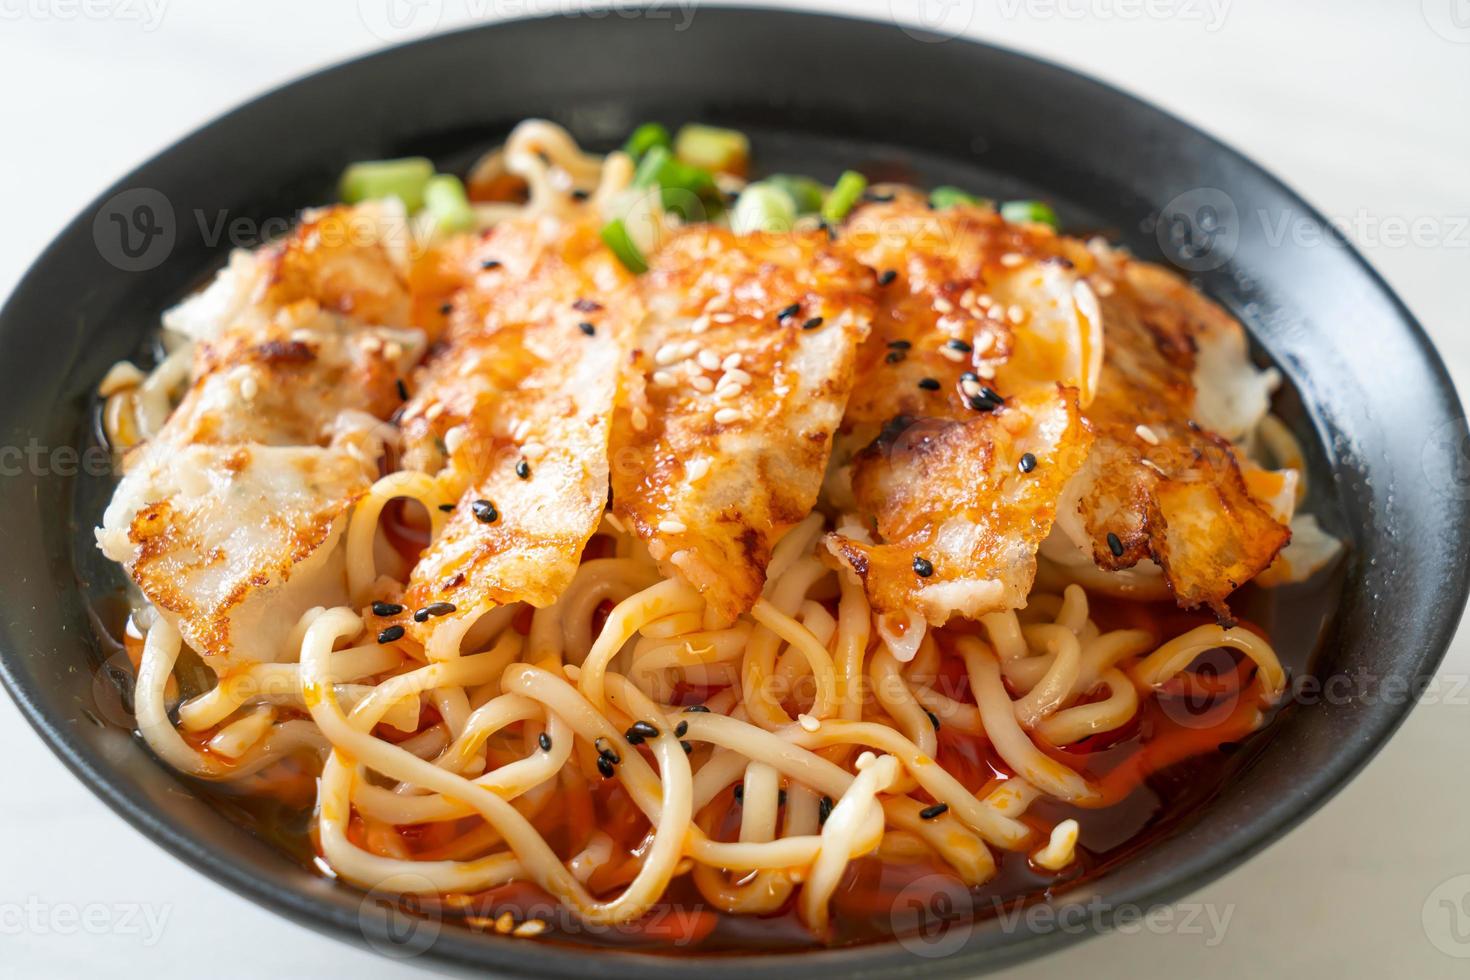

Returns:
261,204,414,327
1059,250,1291,616
400,215,639,627
610,225,875,623
827,386,1091,627
97,204,420,667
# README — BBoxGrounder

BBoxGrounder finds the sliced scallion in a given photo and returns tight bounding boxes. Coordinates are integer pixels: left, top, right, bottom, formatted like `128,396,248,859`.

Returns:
1000,199,1060,229
624,122,672,161
673,124,750,177
339,157,435,211
731,183,797,234
632,146,720,221
930,186,984,210
600,219,649,274
766,174,827,214
821,170,868,224
423,174,475,233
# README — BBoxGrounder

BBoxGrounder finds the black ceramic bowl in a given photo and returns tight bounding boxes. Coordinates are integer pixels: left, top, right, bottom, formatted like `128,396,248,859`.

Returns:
3,8,1466,978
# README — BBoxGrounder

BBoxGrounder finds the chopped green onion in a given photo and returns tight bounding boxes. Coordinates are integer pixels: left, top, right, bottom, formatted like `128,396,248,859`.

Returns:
731,183,797,234
673,124,750,176
623,122,672,161
423,174,475,233
339,157,434,211
930,186,984,210
766,174,827,214
632,146,721,221
600,219,649,274
1000,200,1060,229
821,170,868,224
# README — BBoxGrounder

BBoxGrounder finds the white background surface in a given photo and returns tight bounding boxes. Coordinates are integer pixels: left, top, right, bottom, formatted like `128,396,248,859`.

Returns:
1,1,1467,977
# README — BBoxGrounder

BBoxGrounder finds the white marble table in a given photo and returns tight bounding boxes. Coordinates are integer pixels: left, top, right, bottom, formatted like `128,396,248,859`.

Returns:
2,1,1467,976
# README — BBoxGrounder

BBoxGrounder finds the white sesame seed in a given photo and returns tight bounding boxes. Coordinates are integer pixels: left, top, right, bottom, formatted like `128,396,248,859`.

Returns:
691,315,711,334
697,349,722,371
678,339,700,357
721,352,743,371
960,378,982,398
652,370,677,388
1134,424,1161,446
1007,304,1026,324
443,426,466,455
722,367,752,387
934,298,954,315
798,713,821,733
690,375,715,393
939,346,968,363
1093,278,1116,297
512,920,547,938
715,384,742,400
972,333,995,354
426,403,446,421
1142,459,1167,477
631,407,648,431
658,519,688,534
714,408,740,425
712,312,736,324
522,442,547,460
978,293,994,308
654,344,683,366
1000,253,1024,267
687,458,711,482
511,419,531,442
239,376,259,400
975,363,997,379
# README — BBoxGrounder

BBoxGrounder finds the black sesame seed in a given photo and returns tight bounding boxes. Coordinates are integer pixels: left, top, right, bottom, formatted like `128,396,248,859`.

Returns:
573,298,603,313
438,302,453,316
777,789,788,806
596,756,616,779
885,350,906,364
683,704,711,713
480,259,503,270
1018,452,1038,473
595,738,621,765
733,784,744,802
919,802,949,820
918,377,941,391
624,731,645,746
802,317,825,331
913,556,935,578
818,795,834,824
538,732,552,751
681,740,693,754
674,720,688,738
437,503,456,513
371,601,404,617
415,601,456,621
878,269,898,287
395,379,409,401
1106,532,1125,557
776,303,802,322
887,339,912,350
515,460,531,479
946,338,973,353
471,499,499,523
377,625,406,644
578,321,596,336
572,189,591,201
627,720,660,741
927,709,941,731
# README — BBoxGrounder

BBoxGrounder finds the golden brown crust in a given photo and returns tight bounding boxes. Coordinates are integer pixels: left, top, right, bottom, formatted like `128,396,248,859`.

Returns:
827,386,1092,624
1067,251,1291,616
609,225,875,623
262,205,413,327
400,215,639,626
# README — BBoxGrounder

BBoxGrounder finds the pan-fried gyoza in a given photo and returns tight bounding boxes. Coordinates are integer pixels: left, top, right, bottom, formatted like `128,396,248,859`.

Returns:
94,120,1340,949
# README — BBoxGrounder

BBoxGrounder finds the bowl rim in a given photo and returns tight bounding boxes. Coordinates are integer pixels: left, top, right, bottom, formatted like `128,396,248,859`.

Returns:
3,6,1467,977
